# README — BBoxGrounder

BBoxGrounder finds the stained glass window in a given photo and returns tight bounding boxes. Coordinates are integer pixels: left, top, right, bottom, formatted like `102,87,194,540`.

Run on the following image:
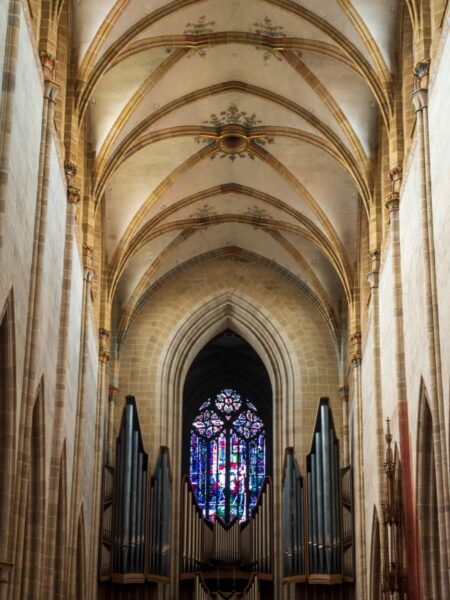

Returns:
189,389,266,523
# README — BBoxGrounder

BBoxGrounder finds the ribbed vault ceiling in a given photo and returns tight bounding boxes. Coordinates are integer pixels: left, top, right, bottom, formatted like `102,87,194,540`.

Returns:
74,0,400,342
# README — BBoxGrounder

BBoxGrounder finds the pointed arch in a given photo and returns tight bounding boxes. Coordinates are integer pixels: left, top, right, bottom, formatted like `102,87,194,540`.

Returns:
370,507,381,600
75,506,87,600
53,441,68,598
0,291,17,561
416,382,441,599
21,378,46,599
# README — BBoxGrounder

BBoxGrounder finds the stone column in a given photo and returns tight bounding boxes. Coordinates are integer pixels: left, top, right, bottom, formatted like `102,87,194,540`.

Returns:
87,329,110,598
367,248,388,585
385,170,423,599
350,332,367,599
339,385,350,465
107,385,119,466
41,162,80,597
0,0,21,250
67,245,95,600
10,54,59,600
412,61,450,598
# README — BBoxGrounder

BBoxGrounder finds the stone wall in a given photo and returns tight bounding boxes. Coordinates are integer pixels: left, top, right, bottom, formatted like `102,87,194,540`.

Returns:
0,3,100,597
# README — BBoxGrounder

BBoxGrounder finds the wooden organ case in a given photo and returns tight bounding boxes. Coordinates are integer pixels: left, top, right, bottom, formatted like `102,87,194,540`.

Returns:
98,396,172,599
282,398,355,599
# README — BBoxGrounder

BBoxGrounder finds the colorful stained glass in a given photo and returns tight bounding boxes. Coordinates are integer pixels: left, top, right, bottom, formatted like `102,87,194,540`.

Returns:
189,389,266,523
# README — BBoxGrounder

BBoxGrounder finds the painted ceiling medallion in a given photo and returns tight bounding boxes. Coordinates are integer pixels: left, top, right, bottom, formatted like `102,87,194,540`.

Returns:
218,127,249,155
195,104,274,162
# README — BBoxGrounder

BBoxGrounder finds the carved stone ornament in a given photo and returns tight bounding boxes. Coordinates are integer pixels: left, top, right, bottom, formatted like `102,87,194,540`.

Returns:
339,385,349,400
64,160,78,181
39,50,56,72
99,349,110,364
109,385,119,402
67,184,81,204
386,191,400,213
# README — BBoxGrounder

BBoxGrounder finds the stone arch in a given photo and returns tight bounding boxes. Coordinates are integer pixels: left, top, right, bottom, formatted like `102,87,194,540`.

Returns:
370,507,381,600
416,382,441,599
20,377,46,599
0,290,16,564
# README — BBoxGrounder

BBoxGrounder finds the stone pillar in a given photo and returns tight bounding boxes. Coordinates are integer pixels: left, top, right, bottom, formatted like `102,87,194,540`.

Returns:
67,245,95,600
412,61,450,598
10,54,59,600
385,170,423,599
367,248,388,584
107,385,119,466
87,329,111,598
0,0,21,250
41,162,80,597
339,385,350,465
350,332,367,600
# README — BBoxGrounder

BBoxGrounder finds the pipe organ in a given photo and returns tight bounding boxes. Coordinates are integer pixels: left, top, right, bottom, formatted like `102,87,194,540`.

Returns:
282,397,354,595
99,396,172,591
181,476,272,578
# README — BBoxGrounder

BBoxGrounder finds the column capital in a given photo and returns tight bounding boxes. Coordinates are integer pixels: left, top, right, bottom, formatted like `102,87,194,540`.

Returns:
67,184,81,204
385,191,400,213
389,165,403,193
99,328,110,352
339,385,349,400
109,385,119,401
351,354,362,368
99,349,110,364
83,243,94,269
39,50,56,74
64,160,78,181
413,59,430,90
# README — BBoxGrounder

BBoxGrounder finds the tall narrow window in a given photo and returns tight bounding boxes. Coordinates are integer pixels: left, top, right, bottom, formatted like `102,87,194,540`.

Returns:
189,389,265,523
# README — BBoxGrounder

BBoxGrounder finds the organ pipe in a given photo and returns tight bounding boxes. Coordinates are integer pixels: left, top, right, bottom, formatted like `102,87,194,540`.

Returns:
110,396,148,582
282,397,355,589
99,395,174,586
306,398,342,582
282,448,305,579
148,446,172,579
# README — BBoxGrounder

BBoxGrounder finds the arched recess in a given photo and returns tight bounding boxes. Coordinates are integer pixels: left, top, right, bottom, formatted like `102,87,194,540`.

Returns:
370,507,381,600
54,441,67,599
75,507,87,600
417,384,441,599
157,291,301,597
0,291,16,562
21,378,46,600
